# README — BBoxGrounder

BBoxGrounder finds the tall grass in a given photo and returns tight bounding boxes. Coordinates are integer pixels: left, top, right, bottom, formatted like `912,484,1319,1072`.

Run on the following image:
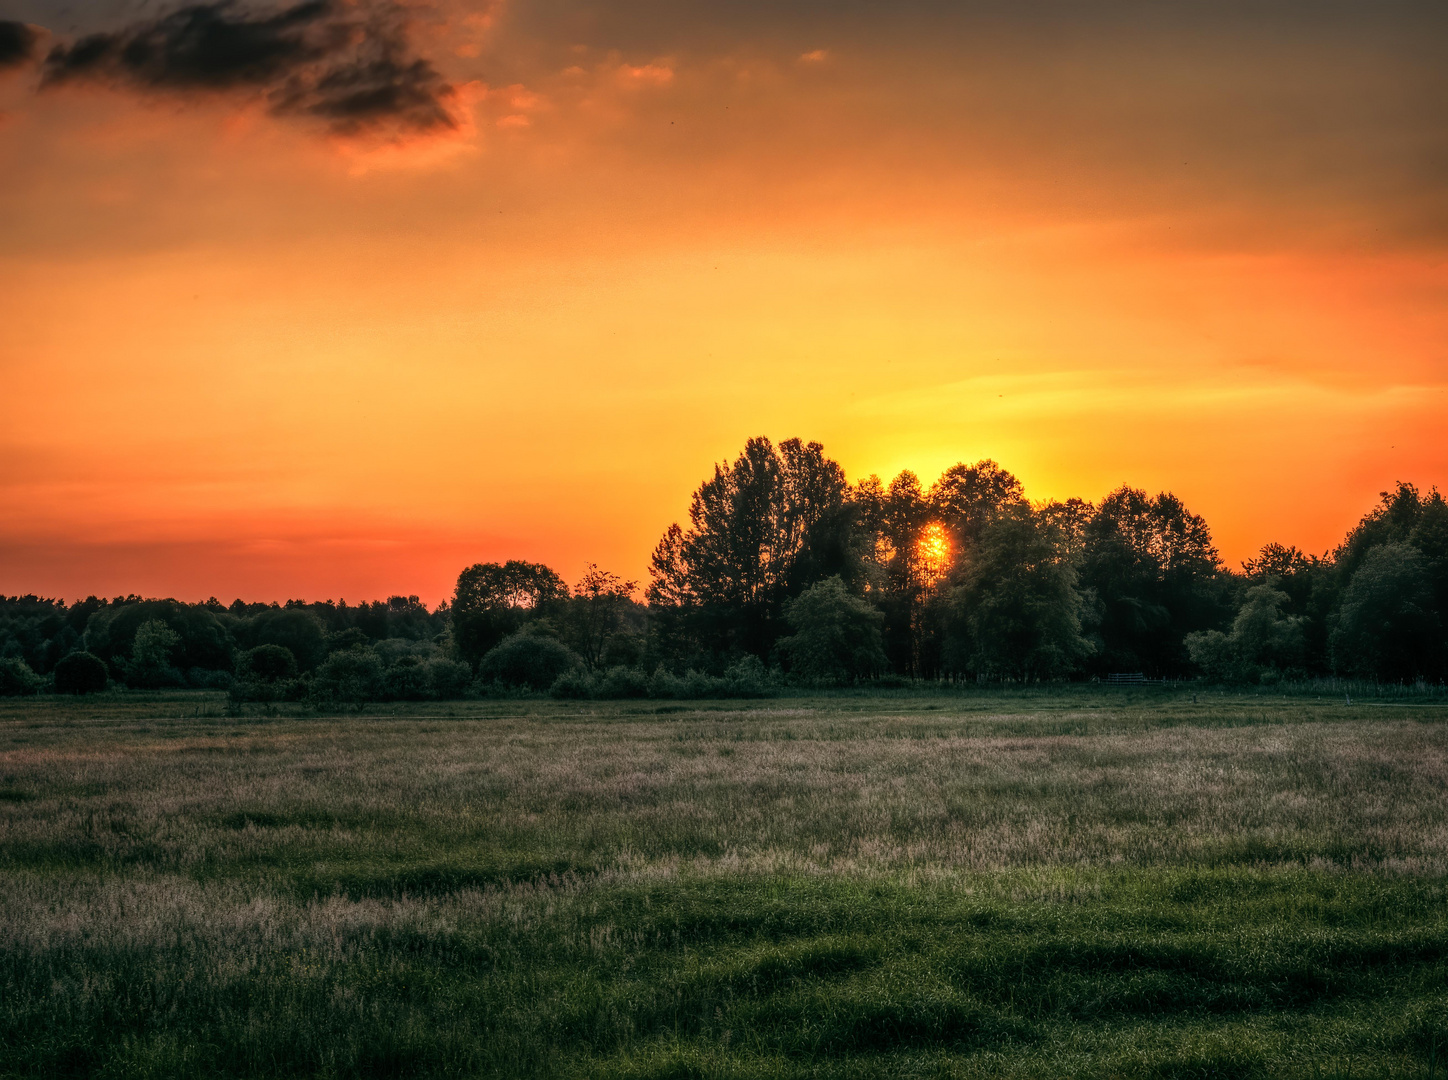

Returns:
3,691,1448,1077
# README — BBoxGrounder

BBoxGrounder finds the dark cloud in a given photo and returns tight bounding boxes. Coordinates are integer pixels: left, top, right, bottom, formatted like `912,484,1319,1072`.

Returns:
41,1,455,133
0,21,39,68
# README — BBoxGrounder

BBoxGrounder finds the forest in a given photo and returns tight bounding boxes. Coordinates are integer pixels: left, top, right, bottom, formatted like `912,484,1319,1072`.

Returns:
1,437,1444,700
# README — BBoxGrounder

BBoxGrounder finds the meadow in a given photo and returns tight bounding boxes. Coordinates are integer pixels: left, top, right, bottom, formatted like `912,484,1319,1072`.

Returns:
3,688,1448,1078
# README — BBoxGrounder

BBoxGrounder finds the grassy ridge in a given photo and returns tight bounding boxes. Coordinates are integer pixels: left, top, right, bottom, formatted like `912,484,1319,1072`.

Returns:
3,692,1448,1077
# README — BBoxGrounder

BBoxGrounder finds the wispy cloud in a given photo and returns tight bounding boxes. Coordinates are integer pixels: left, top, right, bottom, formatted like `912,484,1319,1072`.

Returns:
41,1,458,135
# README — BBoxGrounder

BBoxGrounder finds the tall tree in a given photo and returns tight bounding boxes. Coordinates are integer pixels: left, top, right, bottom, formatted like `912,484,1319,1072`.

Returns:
1079,487,1230,676
944,504,1091,680
929,459,1028,554
565,564,641,671
452,560,568,668
648,437,850,665
1329,542,1441,681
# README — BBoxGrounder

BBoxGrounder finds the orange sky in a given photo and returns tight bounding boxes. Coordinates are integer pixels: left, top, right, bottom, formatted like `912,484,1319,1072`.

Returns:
1,0,1445,604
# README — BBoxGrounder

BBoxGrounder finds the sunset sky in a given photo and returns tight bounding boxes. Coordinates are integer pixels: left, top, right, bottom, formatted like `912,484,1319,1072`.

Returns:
2,0,1445,604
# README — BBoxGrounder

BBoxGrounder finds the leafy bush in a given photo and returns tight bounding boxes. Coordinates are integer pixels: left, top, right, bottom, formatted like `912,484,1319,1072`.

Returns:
549,669,596,699
229,677,306,704
83,600,231,674
240,608,326,671
1330,543,1440,681
777,576,887,683
478,632,582,691
599,665,649,698
382,657,431,701
308,647,384,707
1186,580,1306,684
121,619,185,689
53,651,108,695
186,667,233,690
722,655,777,697
420,658,472,700
681,669,722,698
554,659,778,701
647,667,684,699
229,644,304,703
237,644,298,682
0,657,43,696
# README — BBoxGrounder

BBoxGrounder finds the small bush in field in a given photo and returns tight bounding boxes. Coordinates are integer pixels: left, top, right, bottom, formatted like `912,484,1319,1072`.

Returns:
550,669,596,699
647,667,683,698
479,632,582,691
238,644,298,682
308,646,384,707
421,658,473,700
599,666,649,698
53,651,108,694
0,657,43,696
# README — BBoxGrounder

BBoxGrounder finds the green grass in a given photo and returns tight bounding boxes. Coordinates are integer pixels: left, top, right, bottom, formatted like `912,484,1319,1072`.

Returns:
3,690,1448,1077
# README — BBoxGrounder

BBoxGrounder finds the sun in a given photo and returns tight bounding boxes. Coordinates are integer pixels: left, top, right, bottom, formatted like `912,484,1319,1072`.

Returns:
917,522,951,583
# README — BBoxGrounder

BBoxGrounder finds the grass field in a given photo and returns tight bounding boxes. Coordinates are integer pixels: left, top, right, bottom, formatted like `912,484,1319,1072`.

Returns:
3,688,1448,1078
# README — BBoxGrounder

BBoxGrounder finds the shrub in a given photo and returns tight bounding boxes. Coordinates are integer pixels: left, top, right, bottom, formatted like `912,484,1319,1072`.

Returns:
723,655,776,697
122,618,185,689
308,647,384,707
777,576,887,683
186,667,233,690
599,666,649,699
229,677,305,704
237,644,298,682
647,668,684,699
383,658,430,701
478,632,582,691
53,651,108,695
681,669,723,699
421,658,473,700
549,669,596,699
0,657,43,696
242,608,326,671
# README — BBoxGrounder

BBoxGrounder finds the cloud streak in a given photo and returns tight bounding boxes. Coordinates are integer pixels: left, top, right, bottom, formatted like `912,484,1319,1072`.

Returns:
41,0,457,134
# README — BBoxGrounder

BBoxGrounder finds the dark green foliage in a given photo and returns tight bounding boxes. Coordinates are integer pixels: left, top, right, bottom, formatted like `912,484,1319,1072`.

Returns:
229,644,303,703
238,643,298,681
237,608,326,671
549,659,782,700
930,457,1029,550
308,646,385,706
945,505,1091,680
1187,580,1306,683
648,437,852,666
549,668,596,698
325,626,369,652
0,595,76,676
598,664,650,698
419,657,473,699
478,631,582,690
83,599,233,676
0,657,43,695
1078,487,1231,677
562,565,644,671
777,576,886,682
382,656,431,700
52,650,107,694
1330,542,1441,680
120,617,185,688
453,561,569,667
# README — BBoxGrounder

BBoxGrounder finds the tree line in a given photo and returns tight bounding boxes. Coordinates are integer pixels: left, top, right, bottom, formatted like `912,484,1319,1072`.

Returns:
1,436,1444,699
